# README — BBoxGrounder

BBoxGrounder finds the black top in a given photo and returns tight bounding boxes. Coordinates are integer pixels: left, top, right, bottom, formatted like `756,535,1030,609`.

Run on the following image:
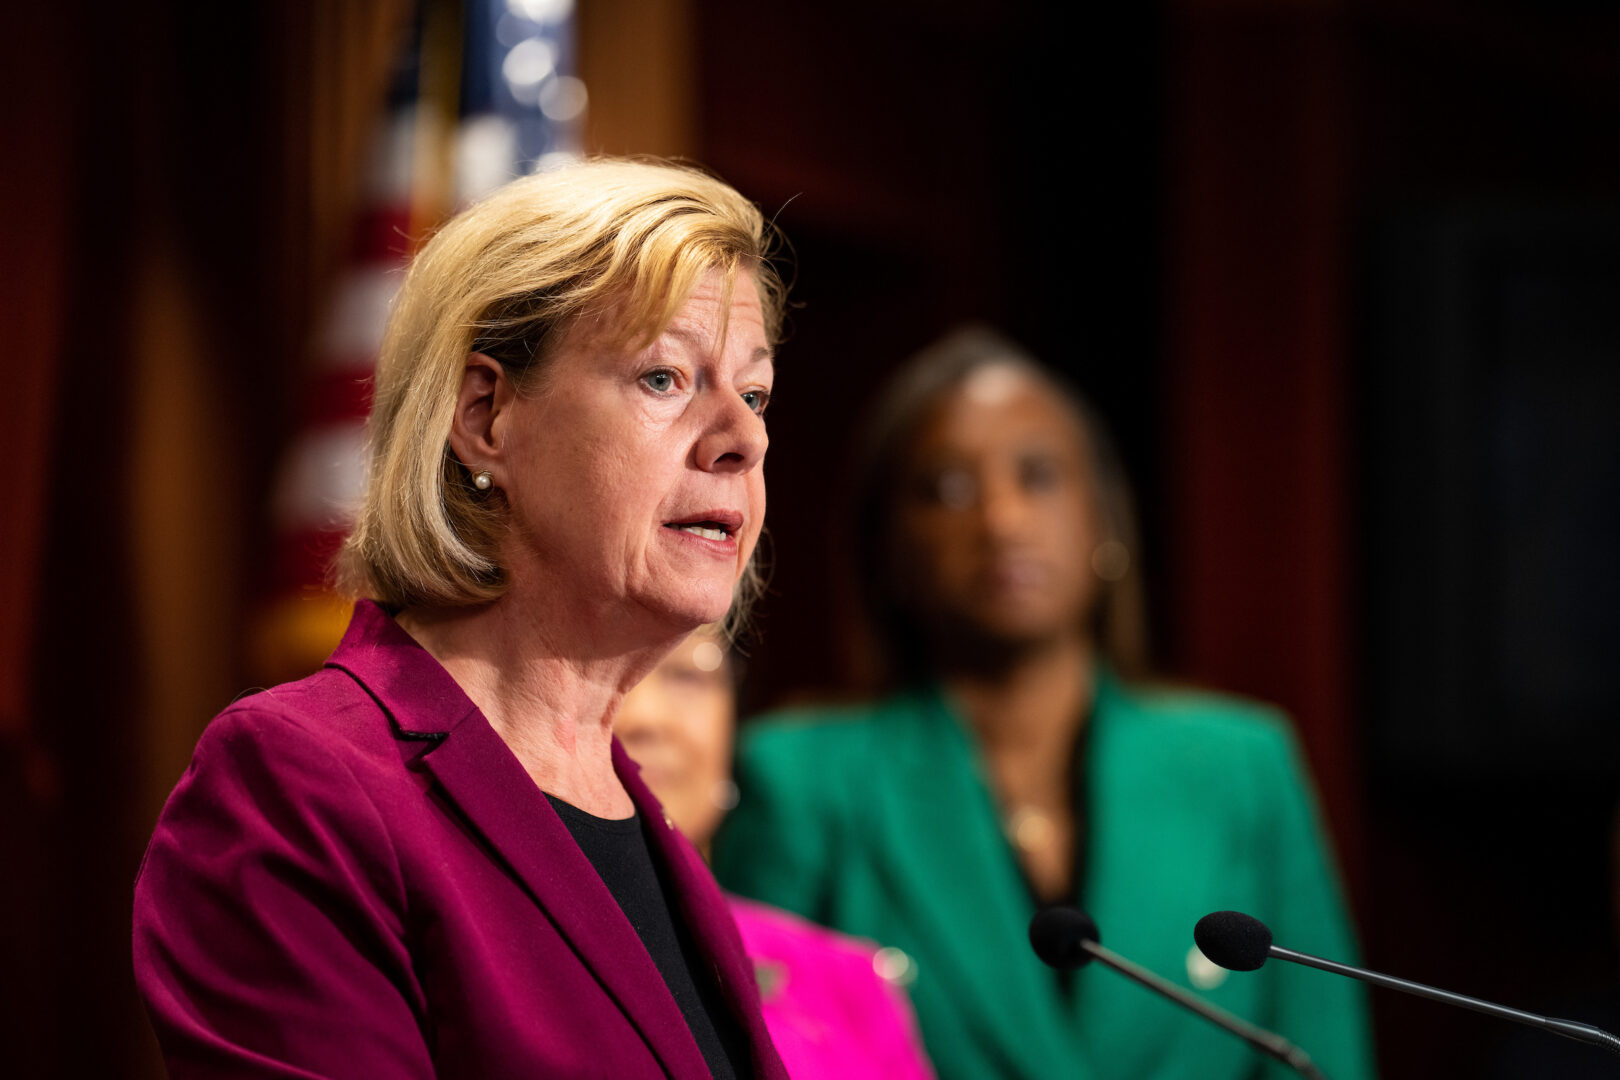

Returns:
546,793,749,1079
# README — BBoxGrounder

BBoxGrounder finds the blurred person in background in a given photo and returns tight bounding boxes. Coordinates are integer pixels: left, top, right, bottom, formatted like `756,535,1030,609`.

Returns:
713,326,1376,1080
617,626,936,1080
133,159,791,1079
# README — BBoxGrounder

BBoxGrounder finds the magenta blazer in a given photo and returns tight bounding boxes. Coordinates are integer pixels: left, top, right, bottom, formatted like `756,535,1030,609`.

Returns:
133,601,788,1079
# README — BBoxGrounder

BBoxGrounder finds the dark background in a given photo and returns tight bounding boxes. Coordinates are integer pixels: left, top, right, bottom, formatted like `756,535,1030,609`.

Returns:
3,1,1619,1076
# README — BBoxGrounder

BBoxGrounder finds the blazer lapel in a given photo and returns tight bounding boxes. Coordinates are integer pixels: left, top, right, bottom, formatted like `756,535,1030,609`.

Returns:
875,689,1091,1079
326,603,710,1078
616,739,785,1080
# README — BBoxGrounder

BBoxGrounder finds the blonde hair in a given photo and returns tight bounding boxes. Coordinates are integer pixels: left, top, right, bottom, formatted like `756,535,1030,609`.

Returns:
335,158,785,622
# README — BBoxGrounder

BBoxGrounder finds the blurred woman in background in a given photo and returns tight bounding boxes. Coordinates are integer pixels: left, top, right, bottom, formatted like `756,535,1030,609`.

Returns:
714,326,1376,1080
617,627,935,1080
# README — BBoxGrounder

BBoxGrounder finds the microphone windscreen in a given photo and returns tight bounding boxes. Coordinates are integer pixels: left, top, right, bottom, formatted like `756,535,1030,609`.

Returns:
1028,906,1100,971
1194,910,1273,971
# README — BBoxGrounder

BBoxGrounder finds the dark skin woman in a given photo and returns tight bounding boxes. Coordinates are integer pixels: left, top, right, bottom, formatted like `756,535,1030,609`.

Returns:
715,326,1376,1080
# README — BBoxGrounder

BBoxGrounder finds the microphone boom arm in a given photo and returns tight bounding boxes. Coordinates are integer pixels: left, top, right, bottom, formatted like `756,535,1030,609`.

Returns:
1083,940,1329,1080
1268,945,1620,1057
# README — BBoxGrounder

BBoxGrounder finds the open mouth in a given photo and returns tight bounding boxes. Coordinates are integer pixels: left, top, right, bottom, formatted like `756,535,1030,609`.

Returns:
662,512,742,542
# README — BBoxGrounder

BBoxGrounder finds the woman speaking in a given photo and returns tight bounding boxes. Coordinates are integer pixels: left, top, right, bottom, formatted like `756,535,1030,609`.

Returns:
132,159,789,1078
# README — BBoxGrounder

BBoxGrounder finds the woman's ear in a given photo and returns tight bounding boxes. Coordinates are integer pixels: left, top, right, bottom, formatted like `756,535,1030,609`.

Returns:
446,353,515,483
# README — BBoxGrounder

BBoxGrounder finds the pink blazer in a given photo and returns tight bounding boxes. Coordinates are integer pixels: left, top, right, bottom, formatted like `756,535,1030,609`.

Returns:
730,897,934,1080
133,601,787,1079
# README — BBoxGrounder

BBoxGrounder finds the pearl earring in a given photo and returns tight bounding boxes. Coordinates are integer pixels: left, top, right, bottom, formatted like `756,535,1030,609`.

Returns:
473,470,494,491
712,779,741,812
1091,540,1130,582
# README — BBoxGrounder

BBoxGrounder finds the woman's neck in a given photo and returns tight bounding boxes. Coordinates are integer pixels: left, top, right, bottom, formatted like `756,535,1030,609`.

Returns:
944,631,1096,903
396,591,679,818
947,631,1093,746
945,632,1095,804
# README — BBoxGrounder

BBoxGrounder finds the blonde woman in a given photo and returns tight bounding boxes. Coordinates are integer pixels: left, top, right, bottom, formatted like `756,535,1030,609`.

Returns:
133,160,789,1079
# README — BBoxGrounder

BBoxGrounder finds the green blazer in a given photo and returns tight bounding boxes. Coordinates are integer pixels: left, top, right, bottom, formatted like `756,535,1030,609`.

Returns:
713,673,1376,1080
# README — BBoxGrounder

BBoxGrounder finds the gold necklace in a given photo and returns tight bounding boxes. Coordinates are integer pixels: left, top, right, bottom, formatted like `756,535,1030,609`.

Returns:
1003,804,1058,854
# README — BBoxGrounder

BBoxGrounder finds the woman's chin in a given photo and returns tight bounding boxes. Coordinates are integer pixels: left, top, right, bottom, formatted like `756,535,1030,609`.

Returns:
942,605,1081,653
949,591,1054,629
639,591,733,634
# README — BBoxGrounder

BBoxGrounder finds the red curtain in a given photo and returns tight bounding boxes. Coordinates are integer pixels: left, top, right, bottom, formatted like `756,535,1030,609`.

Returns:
0,5,409,1074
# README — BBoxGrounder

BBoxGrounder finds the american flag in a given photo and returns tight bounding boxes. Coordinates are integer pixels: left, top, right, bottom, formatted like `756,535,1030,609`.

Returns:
251,0,584,683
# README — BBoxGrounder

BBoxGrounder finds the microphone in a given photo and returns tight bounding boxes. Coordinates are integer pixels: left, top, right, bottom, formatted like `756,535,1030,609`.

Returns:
1029,907,1328,1080
1195,910,1620,1057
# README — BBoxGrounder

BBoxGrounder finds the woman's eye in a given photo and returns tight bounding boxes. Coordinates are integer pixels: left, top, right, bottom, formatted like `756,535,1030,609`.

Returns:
1020,455,1062,493
642,370,676,394
917,469,975,509
741,389,771,416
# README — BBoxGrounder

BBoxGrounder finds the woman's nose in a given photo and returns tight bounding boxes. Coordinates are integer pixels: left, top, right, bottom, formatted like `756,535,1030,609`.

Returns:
694,391,768,474
977,472,1029,539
